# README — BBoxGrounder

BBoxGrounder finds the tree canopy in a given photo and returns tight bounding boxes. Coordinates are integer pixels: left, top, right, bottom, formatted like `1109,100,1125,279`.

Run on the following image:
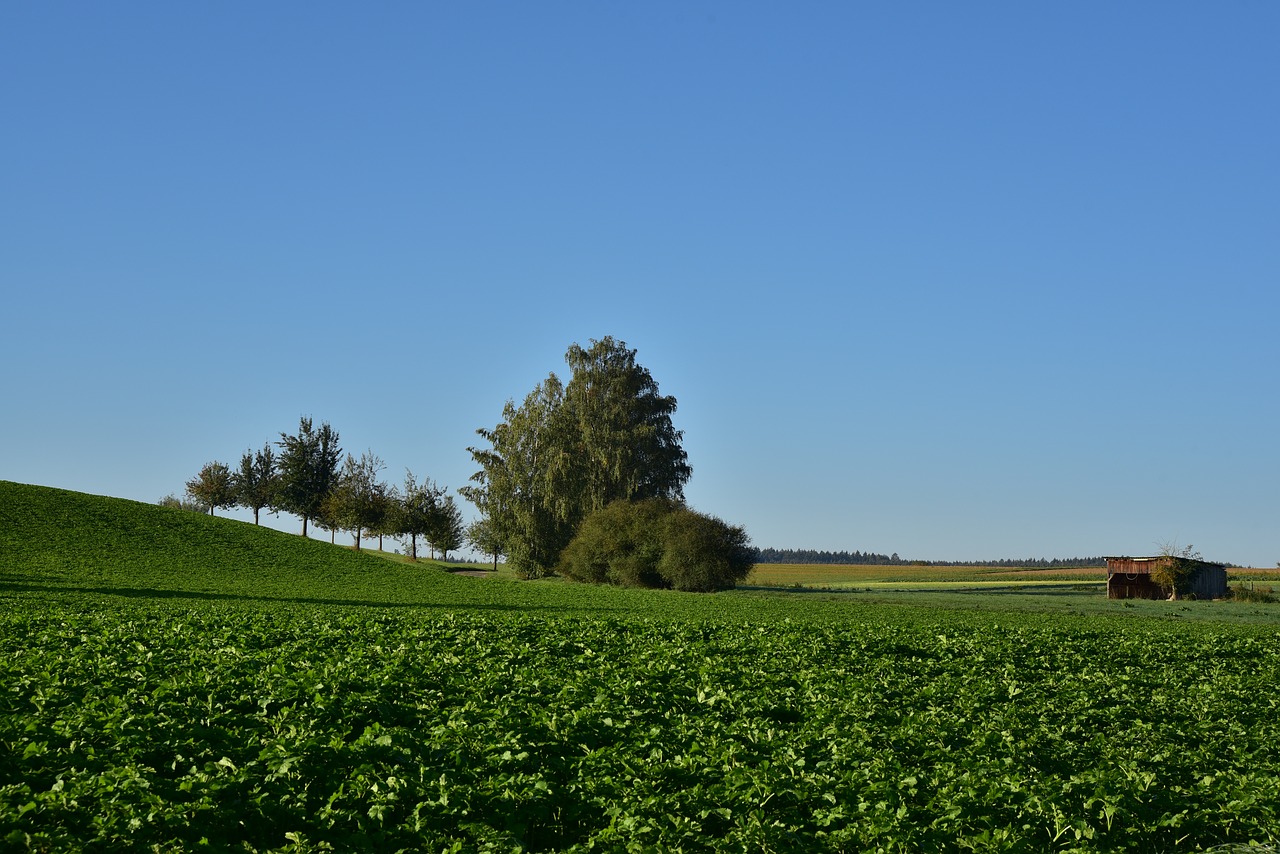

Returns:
325,451,389,552
232,443,278,525
185,461,234,516
462,337,692,579
558,499,754,592
461,376,573,577
397,469,446,561
275,417,342,537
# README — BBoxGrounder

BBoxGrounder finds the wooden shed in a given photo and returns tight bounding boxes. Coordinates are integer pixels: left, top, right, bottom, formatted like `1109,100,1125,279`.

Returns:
1105,556,1228,600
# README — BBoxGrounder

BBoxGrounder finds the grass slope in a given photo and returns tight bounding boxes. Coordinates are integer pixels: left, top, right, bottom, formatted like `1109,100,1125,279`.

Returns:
0,480,471,605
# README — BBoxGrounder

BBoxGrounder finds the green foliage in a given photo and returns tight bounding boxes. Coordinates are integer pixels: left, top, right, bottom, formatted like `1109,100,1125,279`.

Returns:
396,470,445,562
656,506,754,592
1231,583,1277,604
157,493,207,513
557,498,673,587
466,517,503,570
426,494,465,560
232,442,279,525
4,601,1280,852
557,336,691,516
464,337,692,579
558,499,753,591
275,416,342,537
184,460,234,516
463,375,574,579
325,451,389,551
1151,543,1205,598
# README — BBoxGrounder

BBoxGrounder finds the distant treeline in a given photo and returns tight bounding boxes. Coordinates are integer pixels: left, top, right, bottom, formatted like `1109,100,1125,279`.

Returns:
753,548,1106,568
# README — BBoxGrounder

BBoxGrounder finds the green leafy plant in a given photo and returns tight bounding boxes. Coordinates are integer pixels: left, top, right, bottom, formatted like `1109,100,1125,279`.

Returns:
557,498,753,591
6,482,1280,851
1150,542,1203,598
1231,583,1277,604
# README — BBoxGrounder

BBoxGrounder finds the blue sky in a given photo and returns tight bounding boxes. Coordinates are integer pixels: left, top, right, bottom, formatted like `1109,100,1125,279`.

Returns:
3,3,1277,566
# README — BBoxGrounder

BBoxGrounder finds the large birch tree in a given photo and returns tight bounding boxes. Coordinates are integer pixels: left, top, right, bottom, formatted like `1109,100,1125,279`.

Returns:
462,337,691,578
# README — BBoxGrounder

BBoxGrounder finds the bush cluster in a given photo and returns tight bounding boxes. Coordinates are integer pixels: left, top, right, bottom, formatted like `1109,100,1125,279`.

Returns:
557,498,754,592
1231,583,1277,604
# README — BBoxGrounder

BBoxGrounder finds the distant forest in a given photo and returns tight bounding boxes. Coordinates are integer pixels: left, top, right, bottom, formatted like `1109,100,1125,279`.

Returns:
753,548,1106,568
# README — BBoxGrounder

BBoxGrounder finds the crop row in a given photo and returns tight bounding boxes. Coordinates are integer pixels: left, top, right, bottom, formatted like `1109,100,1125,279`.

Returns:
4,603,1280,851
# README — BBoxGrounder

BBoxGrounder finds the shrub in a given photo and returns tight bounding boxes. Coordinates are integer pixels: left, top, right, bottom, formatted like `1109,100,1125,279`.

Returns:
557,499,753,592
1231,583,1277,604
557,498,672,586
1149,556,1196,597
657,508,754,592
157,494,209,513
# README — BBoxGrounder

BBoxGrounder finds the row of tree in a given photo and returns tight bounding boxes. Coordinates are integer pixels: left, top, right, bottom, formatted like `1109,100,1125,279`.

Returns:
175,417,468,560
752,548,1107,567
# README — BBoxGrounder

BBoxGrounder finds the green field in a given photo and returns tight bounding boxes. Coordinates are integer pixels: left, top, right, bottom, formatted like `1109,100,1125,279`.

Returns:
3,481,1280,851
746,563,1108,586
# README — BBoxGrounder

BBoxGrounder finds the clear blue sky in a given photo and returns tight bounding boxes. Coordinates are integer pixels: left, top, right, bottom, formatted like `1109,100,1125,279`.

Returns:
3,3,1276,566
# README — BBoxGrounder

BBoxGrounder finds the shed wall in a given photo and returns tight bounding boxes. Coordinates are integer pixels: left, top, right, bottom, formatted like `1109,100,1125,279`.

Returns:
1107,574,1166,600
1188,567,1228,599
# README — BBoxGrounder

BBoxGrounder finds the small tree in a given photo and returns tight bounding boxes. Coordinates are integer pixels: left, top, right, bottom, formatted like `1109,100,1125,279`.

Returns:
185,461,235,516
232,443,279,525
467,518,503,571
315,493,342,544
398,469,445,561
1151,541,1203,599
426,494,466,561
276,417,342,537
557,498,673,587
364,484,401,552
326,451,388,551
159,494,208,513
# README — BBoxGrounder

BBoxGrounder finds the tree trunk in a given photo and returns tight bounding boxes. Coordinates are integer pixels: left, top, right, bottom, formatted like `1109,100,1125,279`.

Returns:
253,507,260,525
302,516,309,537
354,529,362,551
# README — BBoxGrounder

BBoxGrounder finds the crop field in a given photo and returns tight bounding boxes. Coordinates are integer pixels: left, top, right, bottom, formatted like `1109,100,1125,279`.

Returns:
747,563,1108,588
747,564,1280,588
4,481,1280,851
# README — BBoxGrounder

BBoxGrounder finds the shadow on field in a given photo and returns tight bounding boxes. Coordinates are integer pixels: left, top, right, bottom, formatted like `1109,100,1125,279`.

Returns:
0,580,628,614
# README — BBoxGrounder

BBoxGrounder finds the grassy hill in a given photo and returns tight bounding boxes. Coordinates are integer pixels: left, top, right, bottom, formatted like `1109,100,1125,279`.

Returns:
1,480,478,605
